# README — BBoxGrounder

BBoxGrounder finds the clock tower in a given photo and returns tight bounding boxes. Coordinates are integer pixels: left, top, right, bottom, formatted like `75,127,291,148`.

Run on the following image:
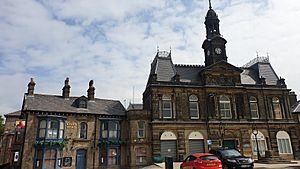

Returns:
202,0,228,67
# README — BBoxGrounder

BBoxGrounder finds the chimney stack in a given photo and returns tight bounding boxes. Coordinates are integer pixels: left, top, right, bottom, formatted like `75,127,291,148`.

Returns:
27,78,36,96
87,80,95,100
62,77,71,98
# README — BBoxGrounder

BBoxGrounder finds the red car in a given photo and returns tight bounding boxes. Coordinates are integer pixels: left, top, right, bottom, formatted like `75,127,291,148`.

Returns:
180,153,222,169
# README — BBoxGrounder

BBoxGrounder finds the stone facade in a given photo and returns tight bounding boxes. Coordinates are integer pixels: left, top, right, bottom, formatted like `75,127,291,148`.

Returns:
126,2,300,166
20,79,128,169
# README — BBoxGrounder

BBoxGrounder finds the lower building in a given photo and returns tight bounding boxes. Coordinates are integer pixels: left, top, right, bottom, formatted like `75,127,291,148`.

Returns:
20,78,127,169
0,110,23,169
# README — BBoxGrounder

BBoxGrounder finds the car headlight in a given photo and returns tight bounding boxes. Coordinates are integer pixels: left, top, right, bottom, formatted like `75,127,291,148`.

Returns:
248,158,253,163
227,159,237,163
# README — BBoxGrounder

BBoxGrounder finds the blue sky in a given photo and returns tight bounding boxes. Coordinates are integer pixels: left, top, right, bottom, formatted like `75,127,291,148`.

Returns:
0,0,300,115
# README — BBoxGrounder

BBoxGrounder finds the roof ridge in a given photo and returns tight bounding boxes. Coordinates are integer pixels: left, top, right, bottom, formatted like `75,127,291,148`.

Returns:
174,64,204,68
30,93,121,102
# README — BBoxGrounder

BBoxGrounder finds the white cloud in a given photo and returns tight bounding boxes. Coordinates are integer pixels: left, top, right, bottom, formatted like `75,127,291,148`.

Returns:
0,0,299,116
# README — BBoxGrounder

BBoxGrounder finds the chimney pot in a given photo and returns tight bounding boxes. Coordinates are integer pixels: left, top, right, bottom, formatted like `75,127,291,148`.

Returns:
62,77,71,98
27,78,36,96
87,80,95,100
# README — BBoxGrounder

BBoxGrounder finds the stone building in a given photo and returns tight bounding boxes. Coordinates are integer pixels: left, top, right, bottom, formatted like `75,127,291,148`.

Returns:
20,78,127,169
0,110,23,169
127,2,300,167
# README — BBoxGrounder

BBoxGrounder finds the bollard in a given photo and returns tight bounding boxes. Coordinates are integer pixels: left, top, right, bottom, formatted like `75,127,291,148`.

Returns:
165,156,173,169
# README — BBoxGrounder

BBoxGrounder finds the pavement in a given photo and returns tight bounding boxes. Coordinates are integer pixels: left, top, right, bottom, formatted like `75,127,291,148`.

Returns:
142,161,300,169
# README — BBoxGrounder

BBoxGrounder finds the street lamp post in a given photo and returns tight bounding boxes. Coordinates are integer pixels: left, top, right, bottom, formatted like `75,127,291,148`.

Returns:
252,129,261,160
219,122,224,147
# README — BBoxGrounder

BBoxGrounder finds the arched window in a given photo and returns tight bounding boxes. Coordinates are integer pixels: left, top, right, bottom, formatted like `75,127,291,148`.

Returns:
189,95,199,119
272,97,282,119
219,95,231,119
250,96,259,119
79,122,87,139
251,131,267,157
162,95,172,119
276,131,292,154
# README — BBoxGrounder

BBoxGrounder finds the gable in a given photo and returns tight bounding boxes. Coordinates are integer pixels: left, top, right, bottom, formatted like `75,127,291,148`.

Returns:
200,61,242,86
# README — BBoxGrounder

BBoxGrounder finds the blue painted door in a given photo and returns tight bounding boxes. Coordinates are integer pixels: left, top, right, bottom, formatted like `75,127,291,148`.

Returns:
76,149,86,169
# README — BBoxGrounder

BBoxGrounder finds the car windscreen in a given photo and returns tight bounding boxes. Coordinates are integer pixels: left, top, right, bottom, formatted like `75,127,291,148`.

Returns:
199,155,219,160
220,149,242,157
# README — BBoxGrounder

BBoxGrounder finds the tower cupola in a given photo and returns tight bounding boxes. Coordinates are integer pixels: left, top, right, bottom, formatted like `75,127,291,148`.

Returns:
202,0,228,67
204,0,221,39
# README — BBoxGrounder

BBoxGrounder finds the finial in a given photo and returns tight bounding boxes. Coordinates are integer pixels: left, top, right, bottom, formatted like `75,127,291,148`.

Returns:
209,0,212,9
256,51,259,58
157,45,159,52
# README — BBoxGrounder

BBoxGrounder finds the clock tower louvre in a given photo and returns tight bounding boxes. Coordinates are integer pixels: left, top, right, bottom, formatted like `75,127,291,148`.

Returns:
202,0,228,67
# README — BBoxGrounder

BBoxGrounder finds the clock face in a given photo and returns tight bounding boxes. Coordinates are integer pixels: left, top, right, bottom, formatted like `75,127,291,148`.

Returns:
215,48,222,54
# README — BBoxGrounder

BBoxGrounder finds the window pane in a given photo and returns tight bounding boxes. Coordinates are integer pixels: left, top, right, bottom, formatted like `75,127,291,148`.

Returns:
59,129,64,139
163,102,171,109
49,121,58,129
138,121,145,138
219,96,231,119
102,123,108,138
163,101,172,118
39,129,46,138
285,139,291,153
80,123,87,139
190,102,199,119
102,131,108,138
40,120,46,128
60,121,64,129
273,97,282,119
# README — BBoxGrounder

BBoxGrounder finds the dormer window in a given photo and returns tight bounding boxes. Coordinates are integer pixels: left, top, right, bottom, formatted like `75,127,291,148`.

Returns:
73,96,88,109
79,100,87,108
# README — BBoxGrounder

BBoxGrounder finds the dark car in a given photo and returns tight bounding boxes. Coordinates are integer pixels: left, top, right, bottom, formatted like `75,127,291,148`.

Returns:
209,149,254,169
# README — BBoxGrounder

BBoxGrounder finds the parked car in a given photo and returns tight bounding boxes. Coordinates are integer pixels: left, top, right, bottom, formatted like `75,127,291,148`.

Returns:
209,148,254,169
180,153,222,169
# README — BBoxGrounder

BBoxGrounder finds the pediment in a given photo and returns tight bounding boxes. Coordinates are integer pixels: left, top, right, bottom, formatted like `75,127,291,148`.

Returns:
201,61,242,86
202,61,242,74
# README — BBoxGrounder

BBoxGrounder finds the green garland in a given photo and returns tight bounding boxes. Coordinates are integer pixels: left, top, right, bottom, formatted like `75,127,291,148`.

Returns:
98,140,125,146
34,140,67,149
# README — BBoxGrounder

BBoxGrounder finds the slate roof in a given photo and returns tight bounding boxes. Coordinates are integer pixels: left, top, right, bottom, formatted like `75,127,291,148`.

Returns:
241,57,279,85
148,53,280,87
23,94,126,116
150,51,176,82
292,101,300,113
175,65,203,83
127,104,143,111
4,110,21,118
